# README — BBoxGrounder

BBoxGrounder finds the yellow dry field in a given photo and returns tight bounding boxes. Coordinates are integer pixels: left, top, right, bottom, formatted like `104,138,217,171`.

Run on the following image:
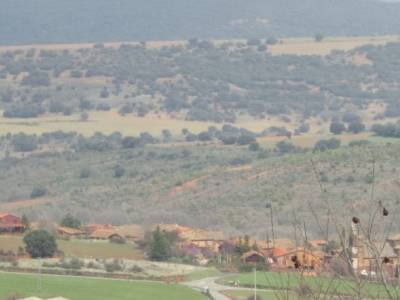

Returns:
0,110,296,136
0,197,56,211
0,35,398,56
267,35,399,56
0,235,144,260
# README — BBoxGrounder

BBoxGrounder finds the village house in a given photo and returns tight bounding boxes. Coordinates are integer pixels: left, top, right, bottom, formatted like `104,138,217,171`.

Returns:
387,234,400,256
261,247,287,264
345,222,400,279
274,248,324,272
114,224,144,242
57,226,85,239
361,243,399,278
89,229,124,242
188,230,224,253
241,251,266,264
0,213,25,233
83,224,113,235
157,224,225,253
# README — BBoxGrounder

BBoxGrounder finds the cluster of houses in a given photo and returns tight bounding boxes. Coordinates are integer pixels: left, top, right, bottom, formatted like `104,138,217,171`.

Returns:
57,224,144,242
2,212,400,278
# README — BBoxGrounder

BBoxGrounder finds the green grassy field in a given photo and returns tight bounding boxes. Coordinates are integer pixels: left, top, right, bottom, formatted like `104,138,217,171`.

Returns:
184,267,222,281
0,272,206,300
0,236,143,260
219,272,399,298
223,290,295,300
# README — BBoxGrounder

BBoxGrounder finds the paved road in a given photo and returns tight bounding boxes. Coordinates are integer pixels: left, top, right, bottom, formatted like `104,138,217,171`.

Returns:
185,275,278,300
184,276,232,300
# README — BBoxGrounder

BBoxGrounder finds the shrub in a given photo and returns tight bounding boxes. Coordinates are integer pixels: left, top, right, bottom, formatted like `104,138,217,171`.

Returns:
236,134,256,145
349,140,370,147
113,165,126,178
314,138,341,152
11,133,38,152
248,143,260,151
330,122,346,135
4,103,45,118
197,131,213,141
276,141,296,154
30,186,47,199
21,71,50,86
80,112,89,122
348,122,365,134
266,37,278,45
105,259,124,273
121,136,141,148
130,265,144,273
23,230,57,258
314,33,324,42
110,235,126,244
79,167,91,178
96,103,111,111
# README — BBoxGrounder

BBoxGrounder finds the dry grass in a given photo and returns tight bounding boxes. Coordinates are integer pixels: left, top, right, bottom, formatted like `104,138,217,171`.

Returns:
0,235,144,260
0,35,398,56
0,197,56,211
0,110,294,137
268,35,399,56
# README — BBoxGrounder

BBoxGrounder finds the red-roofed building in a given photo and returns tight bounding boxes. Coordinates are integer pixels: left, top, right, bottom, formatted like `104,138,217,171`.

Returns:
57,226,84,238
83,224,113,234
0,213,25,233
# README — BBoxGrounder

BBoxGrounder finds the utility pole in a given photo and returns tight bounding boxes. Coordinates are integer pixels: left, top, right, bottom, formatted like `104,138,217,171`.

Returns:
254,267,257,300
266,203,275,248
37,258,42,293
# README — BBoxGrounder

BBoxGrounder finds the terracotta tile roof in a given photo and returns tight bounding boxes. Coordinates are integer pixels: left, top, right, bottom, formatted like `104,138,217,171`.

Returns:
0,213,12,218
240,250,266,261
156,224,224,241
262,247,287,257
89,229,121,239
275,247,323,259
84,224,113,234
57,226,84,235
114,224,144,239
0,223,24,228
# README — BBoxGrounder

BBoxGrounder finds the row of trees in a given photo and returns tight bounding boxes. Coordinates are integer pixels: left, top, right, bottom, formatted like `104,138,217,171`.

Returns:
330,121,366,135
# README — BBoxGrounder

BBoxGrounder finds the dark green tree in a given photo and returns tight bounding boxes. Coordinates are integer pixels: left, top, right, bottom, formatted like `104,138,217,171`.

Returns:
348,122,365,134
60,213,81,228
23,230,57,258
330,122,346,135
314,33,324,42
149,226,171,261
21,214,30,231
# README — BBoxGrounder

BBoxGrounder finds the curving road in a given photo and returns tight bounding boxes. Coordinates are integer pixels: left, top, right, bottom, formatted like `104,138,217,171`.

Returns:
185,276,231,300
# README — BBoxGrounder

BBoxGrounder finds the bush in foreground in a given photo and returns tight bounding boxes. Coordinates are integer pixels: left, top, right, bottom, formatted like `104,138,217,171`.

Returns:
23,230,57,258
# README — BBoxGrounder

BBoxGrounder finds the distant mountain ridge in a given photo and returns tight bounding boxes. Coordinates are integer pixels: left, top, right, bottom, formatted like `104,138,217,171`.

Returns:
1,0,400,45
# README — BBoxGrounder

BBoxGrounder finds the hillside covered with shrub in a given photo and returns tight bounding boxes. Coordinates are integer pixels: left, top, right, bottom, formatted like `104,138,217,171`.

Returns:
1,0,400,45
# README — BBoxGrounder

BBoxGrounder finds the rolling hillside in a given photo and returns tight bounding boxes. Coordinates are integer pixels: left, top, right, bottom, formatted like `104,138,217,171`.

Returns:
1,0,400,45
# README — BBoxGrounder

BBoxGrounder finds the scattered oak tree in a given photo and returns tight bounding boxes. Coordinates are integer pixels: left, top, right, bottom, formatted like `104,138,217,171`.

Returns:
23,230,57,258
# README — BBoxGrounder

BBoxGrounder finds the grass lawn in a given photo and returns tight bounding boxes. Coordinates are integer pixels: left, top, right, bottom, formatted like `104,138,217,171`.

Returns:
184,267,222,281
219,272,400,298
223,290,295,300
0,236,143,260
0,272,207,300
